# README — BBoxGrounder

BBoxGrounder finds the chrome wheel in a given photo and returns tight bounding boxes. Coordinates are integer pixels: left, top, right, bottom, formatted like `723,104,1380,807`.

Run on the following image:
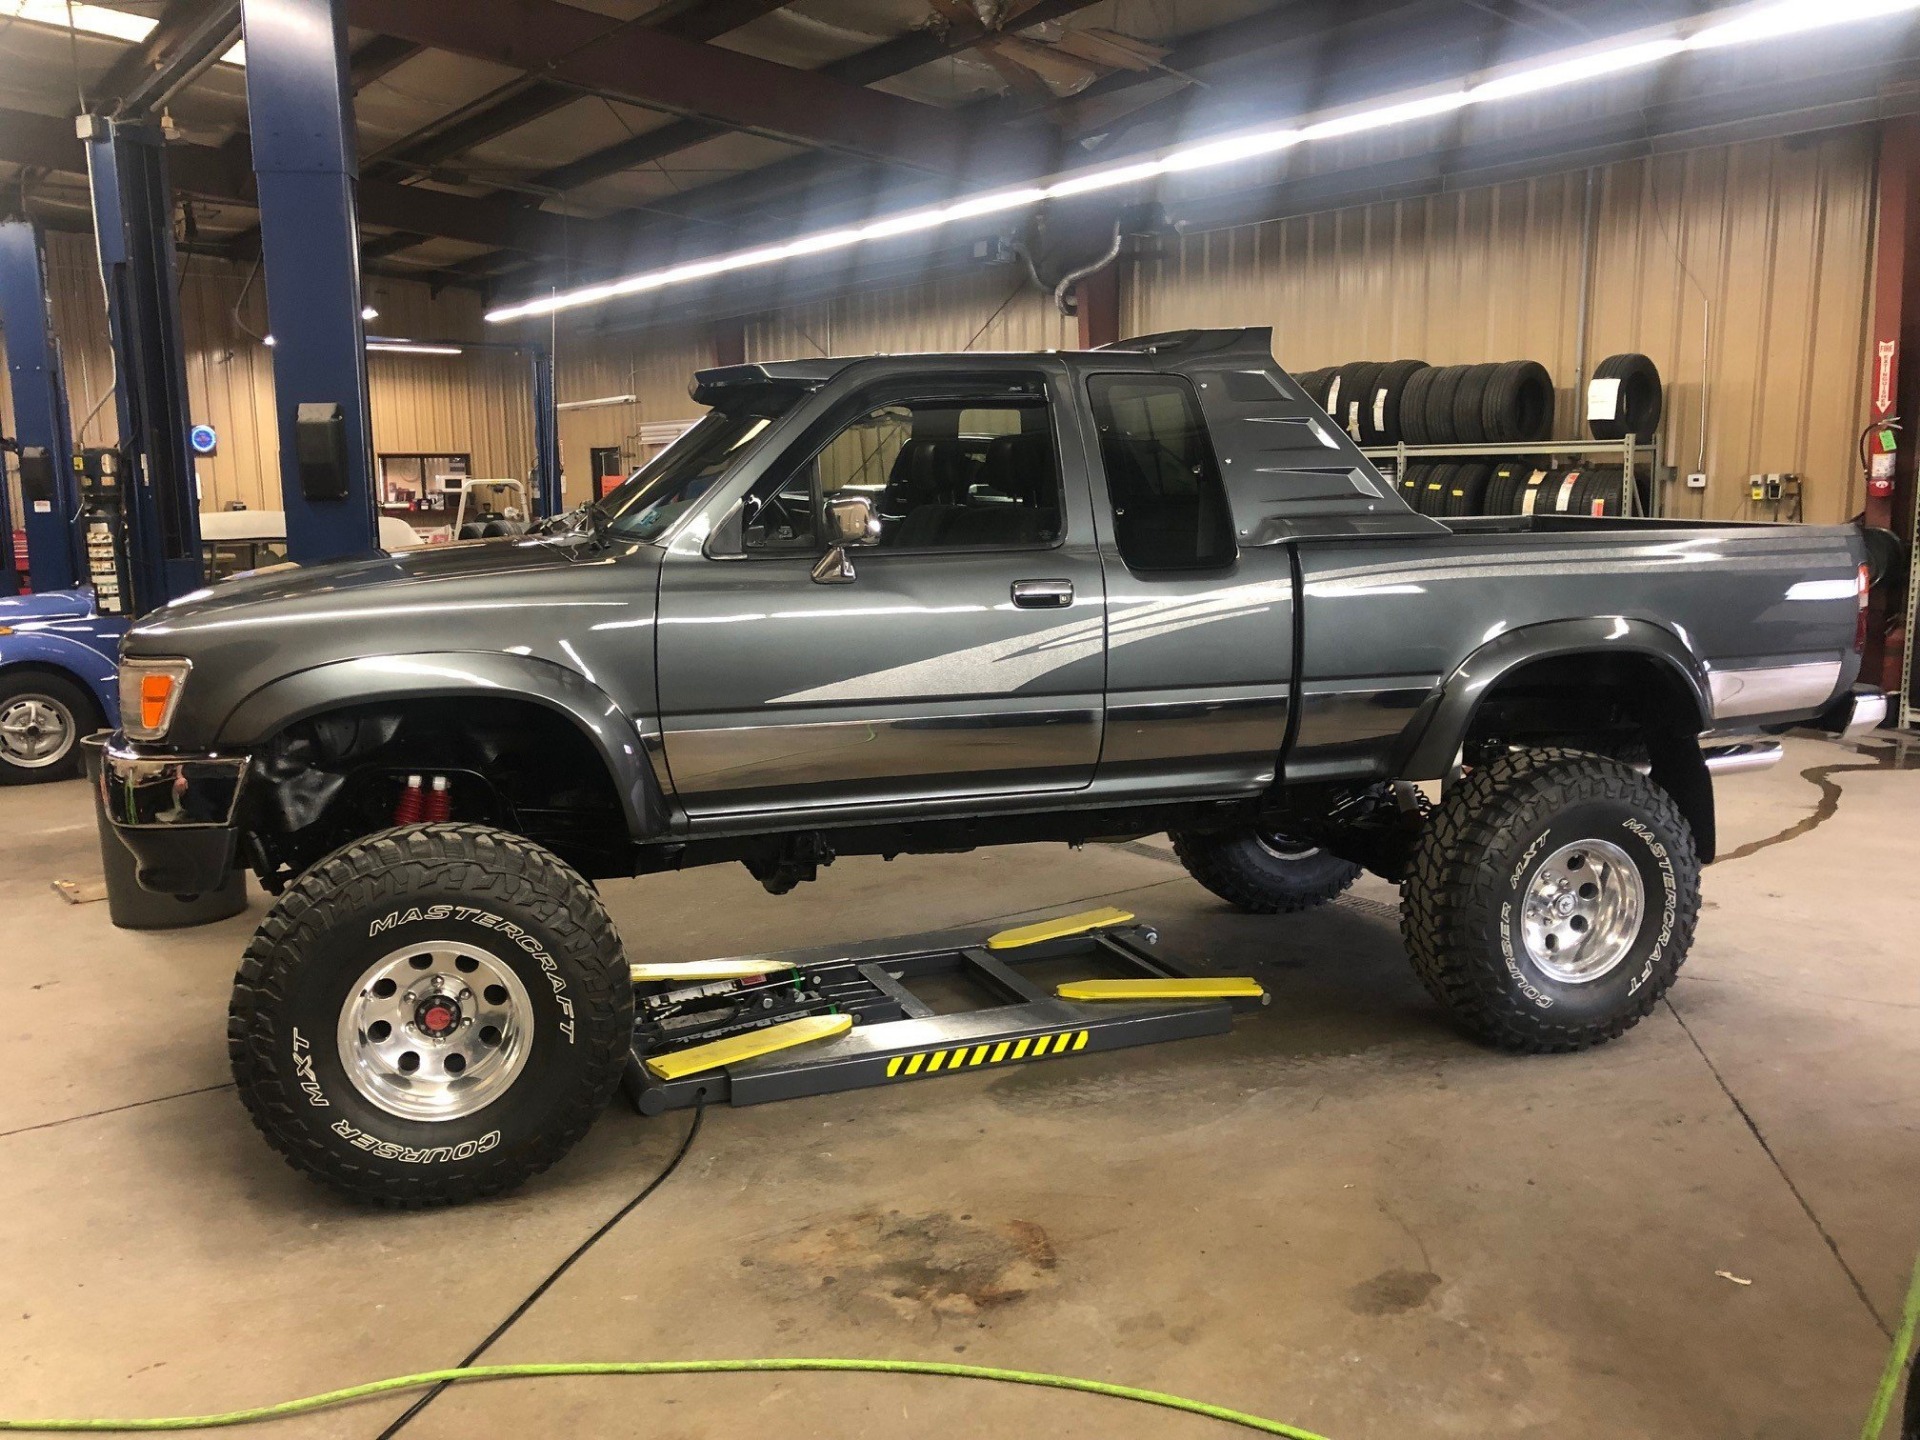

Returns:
336,944,534,1122
1520,838,1644,984
0,694,76,770
1254,832,1321,862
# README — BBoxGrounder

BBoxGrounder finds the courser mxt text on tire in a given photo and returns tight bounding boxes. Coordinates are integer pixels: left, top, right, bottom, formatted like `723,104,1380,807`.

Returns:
228,823,633,1207
1172,827,1363,913
1400,748,1699,1052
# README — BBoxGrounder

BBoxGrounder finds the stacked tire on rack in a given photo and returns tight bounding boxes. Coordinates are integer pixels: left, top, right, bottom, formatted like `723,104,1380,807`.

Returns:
1296,351,1663,517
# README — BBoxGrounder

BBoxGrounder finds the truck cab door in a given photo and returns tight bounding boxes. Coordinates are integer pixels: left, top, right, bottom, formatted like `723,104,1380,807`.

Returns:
655,365,1107,820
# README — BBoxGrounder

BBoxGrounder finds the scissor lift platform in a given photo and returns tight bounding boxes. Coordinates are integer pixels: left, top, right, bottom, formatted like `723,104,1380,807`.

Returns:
621,911,1269,1116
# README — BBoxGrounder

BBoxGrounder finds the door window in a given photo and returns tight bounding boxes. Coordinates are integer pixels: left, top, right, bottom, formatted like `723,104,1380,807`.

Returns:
1087,374,1237,571
744,390,1062,553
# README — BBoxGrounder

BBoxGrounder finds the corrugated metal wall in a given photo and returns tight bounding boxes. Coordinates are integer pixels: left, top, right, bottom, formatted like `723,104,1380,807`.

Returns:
552,326,714,503
1128,129,1877,524
3,128,1880,535
745,264,1077,361
5,232,553,515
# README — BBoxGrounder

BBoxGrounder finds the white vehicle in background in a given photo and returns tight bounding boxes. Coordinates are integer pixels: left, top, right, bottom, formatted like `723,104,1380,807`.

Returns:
199,509,425,580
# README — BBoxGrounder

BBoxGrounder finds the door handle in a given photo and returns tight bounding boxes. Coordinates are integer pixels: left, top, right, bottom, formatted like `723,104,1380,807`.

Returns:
1012,579,1073,609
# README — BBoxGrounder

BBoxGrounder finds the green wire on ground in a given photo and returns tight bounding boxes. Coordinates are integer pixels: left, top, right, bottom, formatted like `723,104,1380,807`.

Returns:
1860,1239,1920,1440
0,1358,1330,1437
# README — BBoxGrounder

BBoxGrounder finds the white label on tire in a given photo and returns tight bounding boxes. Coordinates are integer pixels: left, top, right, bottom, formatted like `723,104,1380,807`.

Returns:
1372,388,1389,436
330,1119,502,1165
1325,376,1343,415
1554,471,1582,511
1588,376,1622,420
291,1027,330,1108
1623,818,1679,994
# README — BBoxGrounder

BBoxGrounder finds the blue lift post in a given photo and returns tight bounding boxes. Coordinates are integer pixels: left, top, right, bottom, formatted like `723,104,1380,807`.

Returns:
81,117,207,614
242,0,378,564
0,220,82,594
530,342,562,517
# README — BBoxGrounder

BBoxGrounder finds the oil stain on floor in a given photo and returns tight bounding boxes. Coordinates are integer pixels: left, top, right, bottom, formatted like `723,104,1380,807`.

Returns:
753,1208,1061,1321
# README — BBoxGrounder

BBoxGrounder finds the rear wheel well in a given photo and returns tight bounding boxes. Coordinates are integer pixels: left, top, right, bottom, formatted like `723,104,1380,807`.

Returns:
245,695,632,886
1461,652,1715,861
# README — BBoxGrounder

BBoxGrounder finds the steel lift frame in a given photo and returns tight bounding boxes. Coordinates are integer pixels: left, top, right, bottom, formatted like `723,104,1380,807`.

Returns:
0,220,82,595
622,912,1269,1116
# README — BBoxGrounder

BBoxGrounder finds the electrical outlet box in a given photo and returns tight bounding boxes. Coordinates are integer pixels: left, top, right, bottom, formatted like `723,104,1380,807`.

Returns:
1686,471,1708,490
1749,475,1767,502
1764,473,1785,502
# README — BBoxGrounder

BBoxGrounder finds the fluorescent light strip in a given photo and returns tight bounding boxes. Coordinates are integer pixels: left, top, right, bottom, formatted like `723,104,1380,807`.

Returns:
6,0,244,63
367,342,463,355
486,0,1920,323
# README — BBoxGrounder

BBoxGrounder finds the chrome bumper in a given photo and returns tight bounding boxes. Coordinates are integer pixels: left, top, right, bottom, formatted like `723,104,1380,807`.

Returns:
1701,740,1783,776
1839,688,1888,737
101,743,249,827
100,743,249,895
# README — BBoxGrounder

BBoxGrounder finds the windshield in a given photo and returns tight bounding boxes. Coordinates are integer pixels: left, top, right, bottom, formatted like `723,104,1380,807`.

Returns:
599,394,801,543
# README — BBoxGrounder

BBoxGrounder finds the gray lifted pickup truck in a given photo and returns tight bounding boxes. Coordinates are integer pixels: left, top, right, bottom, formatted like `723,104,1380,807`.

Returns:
104,328,1881,1204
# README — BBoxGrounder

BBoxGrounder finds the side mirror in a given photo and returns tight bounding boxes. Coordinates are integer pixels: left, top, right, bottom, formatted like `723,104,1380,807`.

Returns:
813,494,880,584
824,493,881,546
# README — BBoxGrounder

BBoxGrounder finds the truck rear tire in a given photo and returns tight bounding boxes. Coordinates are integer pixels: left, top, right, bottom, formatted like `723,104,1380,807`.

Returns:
228,823,633,1207
1171,827,1363,913
1400,748,1699,1052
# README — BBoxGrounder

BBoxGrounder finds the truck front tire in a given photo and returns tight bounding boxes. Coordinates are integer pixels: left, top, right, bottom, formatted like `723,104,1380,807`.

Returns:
1171,827,1362,913
1401,748,1699,1052
228,823,633,1207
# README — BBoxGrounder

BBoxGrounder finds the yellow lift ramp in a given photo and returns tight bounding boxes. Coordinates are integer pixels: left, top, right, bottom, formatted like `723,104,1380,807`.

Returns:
622,909,1269,1116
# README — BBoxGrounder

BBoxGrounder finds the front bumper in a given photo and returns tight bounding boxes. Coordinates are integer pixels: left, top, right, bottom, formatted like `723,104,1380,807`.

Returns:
100,741,249,894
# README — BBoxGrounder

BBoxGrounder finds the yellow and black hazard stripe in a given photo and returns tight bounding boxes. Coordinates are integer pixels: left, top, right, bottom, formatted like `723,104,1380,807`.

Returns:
884,1029,1089,1080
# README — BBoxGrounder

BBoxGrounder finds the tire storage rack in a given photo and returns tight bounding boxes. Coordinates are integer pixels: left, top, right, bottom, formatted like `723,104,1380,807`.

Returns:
1295,355,1664,519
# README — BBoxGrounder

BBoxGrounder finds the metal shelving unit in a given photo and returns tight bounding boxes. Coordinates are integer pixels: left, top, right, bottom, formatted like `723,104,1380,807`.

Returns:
1359,434,1659,516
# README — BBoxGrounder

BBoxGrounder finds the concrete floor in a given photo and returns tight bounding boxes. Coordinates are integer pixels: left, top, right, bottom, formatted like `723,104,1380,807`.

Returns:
1,733,1915,1439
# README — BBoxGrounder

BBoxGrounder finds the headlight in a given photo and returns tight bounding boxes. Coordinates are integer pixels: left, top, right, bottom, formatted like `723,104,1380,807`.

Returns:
119,657,193,741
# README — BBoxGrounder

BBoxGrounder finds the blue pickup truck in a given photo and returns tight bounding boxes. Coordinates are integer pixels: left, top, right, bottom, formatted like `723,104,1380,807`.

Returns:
0,587,123,783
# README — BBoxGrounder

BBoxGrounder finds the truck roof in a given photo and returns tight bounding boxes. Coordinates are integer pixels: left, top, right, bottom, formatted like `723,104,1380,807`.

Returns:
688,327,1277,404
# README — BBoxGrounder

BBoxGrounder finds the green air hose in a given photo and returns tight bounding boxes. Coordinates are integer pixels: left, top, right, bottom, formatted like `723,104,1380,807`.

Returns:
1859,1236,1920,1440
0,1358,1331,1437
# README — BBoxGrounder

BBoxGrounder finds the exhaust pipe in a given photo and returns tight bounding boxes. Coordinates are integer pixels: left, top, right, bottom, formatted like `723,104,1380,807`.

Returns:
1702,740,1784,776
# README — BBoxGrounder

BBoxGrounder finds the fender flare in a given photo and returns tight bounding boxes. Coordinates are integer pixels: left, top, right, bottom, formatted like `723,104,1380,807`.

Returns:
1394,617,1712,780
218,651,665,838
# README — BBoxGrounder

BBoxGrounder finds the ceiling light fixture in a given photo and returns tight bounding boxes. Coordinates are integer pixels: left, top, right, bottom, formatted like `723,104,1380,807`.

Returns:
366,342,464,355
361,305,379,320
486,0,1920,324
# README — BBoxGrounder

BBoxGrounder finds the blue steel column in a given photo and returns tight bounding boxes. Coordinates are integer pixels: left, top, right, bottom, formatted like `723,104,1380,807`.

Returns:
0,221,81,593
530,343,561,516
82,119,206,613
242,0,377,562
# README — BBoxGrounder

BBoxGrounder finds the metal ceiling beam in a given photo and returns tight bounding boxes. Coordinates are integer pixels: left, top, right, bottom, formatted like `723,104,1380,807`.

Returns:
0,105,624,257
513,0,1433,266
109,0,244,118
88,0,229,109
344,0,1040,174
347,34,422,89
359,0,791,183
524,0,1106,195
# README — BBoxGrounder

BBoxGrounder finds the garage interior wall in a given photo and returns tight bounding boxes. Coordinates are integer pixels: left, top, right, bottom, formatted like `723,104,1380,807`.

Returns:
744,264,1078,362
2,128,1880,535
1129,129,1878,524
0,230,717,518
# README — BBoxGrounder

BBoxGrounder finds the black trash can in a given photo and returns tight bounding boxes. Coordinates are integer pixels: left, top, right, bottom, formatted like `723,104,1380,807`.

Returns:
82,733,250,930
